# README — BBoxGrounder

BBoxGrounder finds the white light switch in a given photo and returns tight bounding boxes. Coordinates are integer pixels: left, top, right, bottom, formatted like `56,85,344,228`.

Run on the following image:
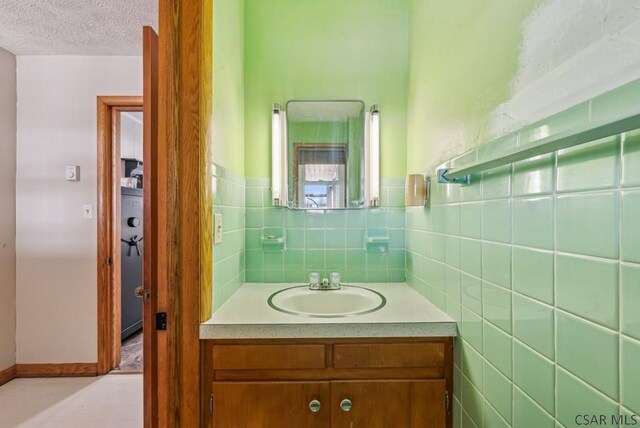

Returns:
83,204,93,219
66,165,80,181
214,214,223,244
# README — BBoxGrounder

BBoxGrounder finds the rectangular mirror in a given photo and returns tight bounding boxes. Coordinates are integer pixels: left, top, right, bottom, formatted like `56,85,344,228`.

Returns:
277,100,374,209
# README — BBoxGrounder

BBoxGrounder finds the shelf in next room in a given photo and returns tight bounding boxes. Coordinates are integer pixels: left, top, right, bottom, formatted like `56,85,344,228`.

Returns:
200,283,458,339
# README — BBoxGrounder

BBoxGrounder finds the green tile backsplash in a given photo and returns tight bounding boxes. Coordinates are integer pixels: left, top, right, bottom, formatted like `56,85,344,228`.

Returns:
212,165,246,309
556,191,619,259
484,398,511,428
481,242,511,289
513,341,555,414
461,239,482,278
622,189,640,262
556,254,619,329
556,312,619,401
512,154,556,197
556,136,620,192
621,263,640,341
621,336,640,414
512,247,553,305
512,196,554,250
483,321,512,379
243,177,406,283
483,360,512,423
481,199,511,243
406,115,640,425
513,387,555,428
512,294,554,360
622,129,640,187
556,367,619,428
482,281,512,334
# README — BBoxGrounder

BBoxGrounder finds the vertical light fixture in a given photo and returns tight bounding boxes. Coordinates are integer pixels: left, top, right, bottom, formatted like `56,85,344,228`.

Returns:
368,104,380,207
272,103,282,206
271,103,287,206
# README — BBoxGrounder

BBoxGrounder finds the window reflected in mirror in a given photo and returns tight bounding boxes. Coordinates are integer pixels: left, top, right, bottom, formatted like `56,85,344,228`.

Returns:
295,144,347,208
286,100,366,209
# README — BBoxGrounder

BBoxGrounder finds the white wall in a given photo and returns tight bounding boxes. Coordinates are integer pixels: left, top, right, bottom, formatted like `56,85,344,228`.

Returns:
0,47,17,372
16,56,142,363
406,0,640,169
120,111,143,162
489,0,640,137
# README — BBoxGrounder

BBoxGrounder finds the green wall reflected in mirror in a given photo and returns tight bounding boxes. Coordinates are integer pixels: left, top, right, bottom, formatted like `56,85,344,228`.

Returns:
286,100,365,209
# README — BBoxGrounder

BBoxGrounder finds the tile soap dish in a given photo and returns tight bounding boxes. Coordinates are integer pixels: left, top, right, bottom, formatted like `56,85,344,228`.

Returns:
260,227,286,252
365,228,389,253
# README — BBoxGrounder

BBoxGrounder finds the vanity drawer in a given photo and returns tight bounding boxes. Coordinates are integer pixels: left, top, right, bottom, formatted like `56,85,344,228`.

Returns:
333,343,445,369
212,345,326,370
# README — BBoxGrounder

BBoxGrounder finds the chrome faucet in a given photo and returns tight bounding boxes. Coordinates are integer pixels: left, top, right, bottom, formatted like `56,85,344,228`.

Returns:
309,272,341,290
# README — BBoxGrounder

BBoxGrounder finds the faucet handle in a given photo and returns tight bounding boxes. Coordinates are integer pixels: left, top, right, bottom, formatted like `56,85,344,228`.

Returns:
330,272,341,287
309,272,320,287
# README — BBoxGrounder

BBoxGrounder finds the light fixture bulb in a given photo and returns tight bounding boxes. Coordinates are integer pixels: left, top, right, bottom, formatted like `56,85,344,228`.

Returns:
272,105,282,204
369,105,380,206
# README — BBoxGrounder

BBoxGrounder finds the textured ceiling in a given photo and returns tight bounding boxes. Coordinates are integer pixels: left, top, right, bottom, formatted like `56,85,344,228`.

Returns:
0,0,158,55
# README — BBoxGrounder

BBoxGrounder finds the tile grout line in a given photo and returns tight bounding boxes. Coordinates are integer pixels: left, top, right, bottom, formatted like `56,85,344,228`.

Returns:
617,131,624,413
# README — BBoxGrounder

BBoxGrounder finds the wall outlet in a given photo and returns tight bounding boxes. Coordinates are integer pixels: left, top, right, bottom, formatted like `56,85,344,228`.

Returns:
214,214,223,244
66,165,80,181
83,204,93,219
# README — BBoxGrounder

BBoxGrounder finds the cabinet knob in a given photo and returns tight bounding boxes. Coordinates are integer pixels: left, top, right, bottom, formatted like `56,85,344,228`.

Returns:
309,399,321,413
340,398,352,412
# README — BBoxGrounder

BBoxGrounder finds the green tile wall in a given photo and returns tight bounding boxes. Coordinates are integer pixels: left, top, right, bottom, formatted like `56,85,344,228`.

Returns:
210,78,640,427
244,177,406,283
406,113,640,426
212,164,246,309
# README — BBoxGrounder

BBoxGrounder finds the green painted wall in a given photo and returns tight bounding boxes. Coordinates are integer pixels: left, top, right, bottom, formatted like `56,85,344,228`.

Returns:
212,0,245,175
244,0,409,178
212,0,246,310
406,0,541,172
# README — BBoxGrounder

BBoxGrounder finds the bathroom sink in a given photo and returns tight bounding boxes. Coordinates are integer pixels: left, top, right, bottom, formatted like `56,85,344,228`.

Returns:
267,285,386,318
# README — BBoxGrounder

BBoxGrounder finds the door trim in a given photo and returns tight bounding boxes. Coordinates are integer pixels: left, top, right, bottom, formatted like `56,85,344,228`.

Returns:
156,0,213,425
97,95,143,375
142,26,159,428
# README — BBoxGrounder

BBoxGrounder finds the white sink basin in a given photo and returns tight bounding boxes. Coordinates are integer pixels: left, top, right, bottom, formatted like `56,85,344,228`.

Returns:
268,285,386,318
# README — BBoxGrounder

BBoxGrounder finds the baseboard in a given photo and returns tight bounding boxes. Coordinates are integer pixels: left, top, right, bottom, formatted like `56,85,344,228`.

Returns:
0,365,17,386
15,363,98,378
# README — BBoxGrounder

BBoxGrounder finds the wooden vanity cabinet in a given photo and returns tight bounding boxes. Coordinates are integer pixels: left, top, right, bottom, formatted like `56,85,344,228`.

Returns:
330,380,446,428
201,337,453,428
212,381,331,427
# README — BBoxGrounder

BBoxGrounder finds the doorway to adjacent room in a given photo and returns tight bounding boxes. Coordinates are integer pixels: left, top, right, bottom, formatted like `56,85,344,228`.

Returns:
96,96,144,374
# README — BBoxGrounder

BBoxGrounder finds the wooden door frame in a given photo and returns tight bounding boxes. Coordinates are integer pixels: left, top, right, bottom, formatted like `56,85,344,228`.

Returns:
156,0,213,426
97,96,144,375
142,25,160,428
97,0,213,423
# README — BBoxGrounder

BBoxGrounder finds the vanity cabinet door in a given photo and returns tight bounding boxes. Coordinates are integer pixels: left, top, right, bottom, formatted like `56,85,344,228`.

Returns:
330,380,446,428
212,381,330,428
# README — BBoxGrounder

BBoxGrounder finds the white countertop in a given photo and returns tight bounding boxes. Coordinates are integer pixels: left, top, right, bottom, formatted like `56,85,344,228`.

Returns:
200,283,458,339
